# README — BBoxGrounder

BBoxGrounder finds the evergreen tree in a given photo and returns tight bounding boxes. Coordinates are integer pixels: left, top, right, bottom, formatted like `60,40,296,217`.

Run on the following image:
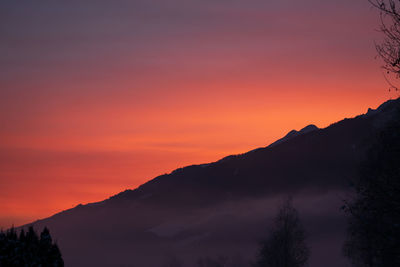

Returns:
343,109,400,267
254,198,309,267
0,226,64,267
19,229,26,243
50,243,64,267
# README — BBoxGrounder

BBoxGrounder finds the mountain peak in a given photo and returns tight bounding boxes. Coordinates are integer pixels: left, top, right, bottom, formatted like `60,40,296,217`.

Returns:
300,124,319,133
269,124,319,148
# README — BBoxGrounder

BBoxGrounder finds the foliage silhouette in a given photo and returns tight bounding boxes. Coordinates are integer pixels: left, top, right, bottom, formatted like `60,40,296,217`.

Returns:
0,226,64,267
370,0,400,91
254,198,309,267
343,108,400,267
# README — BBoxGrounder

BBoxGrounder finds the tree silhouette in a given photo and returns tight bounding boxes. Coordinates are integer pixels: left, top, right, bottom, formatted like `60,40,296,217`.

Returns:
343,109,400,267
369,0,400,90
0,226,64,266
254,198,309,267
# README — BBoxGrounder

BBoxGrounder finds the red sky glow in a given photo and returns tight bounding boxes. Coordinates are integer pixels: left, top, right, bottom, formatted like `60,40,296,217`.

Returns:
0,0,396,228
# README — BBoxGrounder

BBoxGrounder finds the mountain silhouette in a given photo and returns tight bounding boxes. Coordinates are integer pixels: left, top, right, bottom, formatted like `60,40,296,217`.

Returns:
268,124,319,148
23,98,400,267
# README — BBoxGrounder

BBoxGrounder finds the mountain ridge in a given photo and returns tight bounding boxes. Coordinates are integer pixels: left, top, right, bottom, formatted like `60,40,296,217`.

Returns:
106,98,398,203
29,98,399,221
22,98,400,267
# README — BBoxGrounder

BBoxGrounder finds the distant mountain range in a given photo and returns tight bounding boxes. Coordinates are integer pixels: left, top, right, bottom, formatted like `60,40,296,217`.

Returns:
24,98,400,267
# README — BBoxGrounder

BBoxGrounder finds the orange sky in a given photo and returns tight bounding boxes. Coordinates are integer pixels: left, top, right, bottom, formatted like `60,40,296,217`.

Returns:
0,0,396,228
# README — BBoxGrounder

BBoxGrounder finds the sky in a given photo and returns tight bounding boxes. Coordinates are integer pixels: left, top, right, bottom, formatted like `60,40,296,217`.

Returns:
0,0,395,228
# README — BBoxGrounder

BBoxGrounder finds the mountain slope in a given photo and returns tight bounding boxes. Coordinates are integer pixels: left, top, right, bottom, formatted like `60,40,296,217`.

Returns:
25,98,400,267
267,124,319,148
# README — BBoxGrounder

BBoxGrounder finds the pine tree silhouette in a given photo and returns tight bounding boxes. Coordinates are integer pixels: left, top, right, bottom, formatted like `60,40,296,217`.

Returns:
254,198,309,267
0,226,64,266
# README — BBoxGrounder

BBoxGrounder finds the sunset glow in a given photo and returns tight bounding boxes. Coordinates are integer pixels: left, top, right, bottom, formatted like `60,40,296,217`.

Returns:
0,0,394,228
